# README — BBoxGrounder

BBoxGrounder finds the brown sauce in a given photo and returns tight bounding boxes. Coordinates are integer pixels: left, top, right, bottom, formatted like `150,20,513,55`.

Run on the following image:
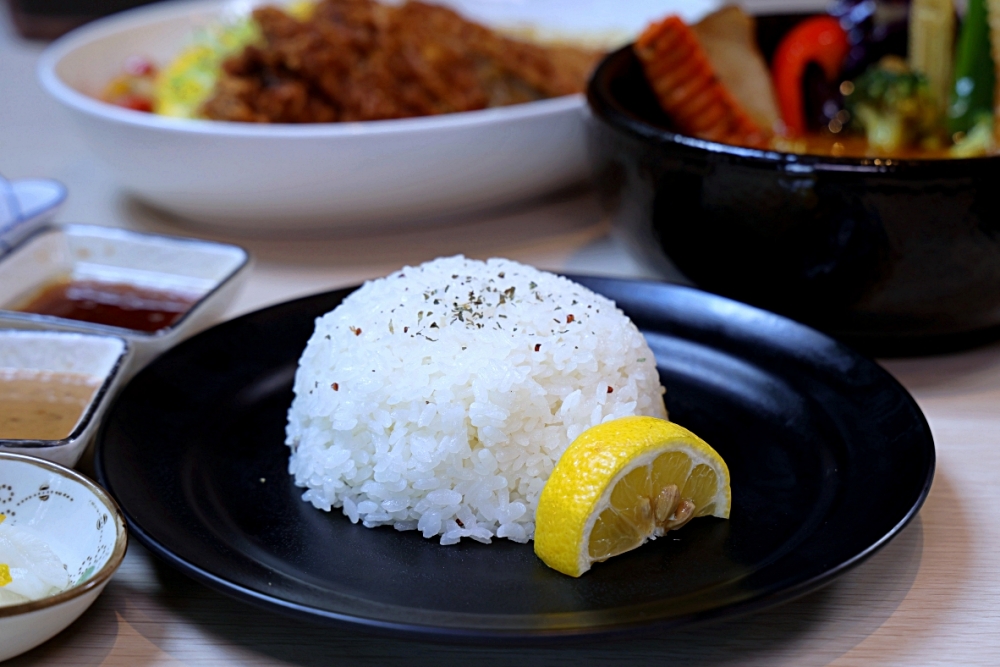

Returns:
0,369,100,441
15,279,200,332
772,134,954,159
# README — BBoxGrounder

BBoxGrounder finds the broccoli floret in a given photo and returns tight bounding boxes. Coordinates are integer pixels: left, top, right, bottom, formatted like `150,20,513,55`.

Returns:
844,57,942,153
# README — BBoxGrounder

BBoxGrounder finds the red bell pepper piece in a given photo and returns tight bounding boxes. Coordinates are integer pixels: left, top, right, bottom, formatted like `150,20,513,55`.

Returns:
121,96,154,113
771,16,850,136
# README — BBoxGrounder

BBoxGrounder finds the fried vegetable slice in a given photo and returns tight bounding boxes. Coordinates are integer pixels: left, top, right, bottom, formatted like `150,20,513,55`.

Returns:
691,6,780,133
635,15,769,147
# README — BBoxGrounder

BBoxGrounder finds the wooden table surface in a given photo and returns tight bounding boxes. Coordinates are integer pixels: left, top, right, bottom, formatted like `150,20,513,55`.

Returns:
4,9,1000,666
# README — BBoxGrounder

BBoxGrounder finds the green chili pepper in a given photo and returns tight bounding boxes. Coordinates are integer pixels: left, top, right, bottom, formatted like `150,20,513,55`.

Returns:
949,0,995,136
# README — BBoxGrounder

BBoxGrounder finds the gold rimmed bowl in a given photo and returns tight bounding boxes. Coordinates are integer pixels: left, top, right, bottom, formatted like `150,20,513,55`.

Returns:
0,452,127,662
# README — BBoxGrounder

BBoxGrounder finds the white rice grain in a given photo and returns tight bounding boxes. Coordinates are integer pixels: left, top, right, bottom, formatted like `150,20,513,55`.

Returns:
285,256,666,544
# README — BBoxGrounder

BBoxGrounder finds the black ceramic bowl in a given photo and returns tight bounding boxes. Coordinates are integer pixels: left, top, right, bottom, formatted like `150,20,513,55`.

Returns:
587,26,1000,355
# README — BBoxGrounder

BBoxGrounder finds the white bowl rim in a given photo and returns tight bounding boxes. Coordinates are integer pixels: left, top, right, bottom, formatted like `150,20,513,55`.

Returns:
37,0,586,139
0,451,128,619
0,329,130,449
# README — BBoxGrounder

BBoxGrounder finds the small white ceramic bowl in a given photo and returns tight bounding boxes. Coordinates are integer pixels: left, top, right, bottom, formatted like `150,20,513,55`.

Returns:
0,175,66,254
0,224,249,371
36,0,715,232
0,452,127,662
0,330,128,467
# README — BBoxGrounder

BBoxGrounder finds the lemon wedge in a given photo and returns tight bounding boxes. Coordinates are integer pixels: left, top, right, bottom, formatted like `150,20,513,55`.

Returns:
534,416,731,577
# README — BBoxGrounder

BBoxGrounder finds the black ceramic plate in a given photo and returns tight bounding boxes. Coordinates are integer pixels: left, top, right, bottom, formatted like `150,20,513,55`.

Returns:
94,277,934,642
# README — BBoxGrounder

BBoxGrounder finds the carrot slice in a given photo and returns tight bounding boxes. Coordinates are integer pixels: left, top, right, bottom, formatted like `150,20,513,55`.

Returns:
635,16,769,147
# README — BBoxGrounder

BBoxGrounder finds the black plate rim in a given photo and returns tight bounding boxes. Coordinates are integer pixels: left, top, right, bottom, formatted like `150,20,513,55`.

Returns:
112,476,932,643
94,279,936,643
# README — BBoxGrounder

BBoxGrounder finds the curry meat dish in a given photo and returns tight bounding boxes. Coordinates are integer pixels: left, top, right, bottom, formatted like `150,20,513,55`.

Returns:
202,0,601,123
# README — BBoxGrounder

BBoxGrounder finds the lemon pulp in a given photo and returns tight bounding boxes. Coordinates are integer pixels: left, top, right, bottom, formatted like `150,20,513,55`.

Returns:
534,416,730,577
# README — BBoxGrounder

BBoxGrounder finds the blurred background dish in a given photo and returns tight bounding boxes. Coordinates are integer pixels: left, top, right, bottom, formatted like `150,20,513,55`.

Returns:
6,0,160,40
0,224,249,370
0,451,127,662
0,175,66,253
0,330,128,466
588,11,1000,354
36,0,717,232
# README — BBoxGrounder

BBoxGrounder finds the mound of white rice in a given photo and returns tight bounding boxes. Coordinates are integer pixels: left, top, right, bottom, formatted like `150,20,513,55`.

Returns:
285,256,666,545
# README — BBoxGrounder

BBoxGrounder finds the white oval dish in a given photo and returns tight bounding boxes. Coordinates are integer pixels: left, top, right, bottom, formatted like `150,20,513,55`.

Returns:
0,330,128,467
0,224,249,373
36,0,716,232
0,452,127,662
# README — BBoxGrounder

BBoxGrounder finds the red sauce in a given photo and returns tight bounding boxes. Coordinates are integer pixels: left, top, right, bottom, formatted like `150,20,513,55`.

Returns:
16,279,200,332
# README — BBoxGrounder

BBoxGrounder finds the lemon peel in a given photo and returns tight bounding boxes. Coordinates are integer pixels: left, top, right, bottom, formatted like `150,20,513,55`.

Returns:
534,416,730,577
